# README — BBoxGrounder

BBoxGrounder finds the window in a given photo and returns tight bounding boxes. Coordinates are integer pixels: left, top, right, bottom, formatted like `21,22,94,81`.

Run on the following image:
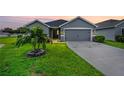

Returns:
122,28,124,35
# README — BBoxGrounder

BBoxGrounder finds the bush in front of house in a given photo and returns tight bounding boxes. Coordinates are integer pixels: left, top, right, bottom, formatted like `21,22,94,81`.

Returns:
115,35,122,42
115,35,124,42
94,36,105,43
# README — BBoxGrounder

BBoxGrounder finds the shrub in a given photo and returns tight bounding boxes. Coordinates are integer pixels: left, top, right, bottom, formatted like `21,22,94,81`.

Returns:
115,35,124,42
17,27,29,33
119,36,124,43
115,35,121,42
94,36,105,43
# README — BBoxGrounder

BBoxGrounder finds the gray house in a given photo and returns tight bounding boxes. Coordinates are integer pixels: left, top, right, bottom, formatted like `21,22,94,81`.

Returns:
96,19,124,40
25,16,96,41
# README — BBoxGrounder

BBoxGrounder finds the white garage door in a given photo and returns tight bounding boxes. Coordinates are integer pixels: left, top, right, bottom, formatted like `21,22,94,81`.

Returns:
65,29,91,41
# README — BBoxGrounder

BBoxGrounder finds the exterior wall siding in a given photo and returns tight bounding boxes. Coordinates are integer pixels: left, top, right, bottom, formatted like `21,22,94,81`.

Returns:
26,22,49,36
96,28,116,40
61,18,95,29
117,23,124,35
115,27,122,36
96,27,122,40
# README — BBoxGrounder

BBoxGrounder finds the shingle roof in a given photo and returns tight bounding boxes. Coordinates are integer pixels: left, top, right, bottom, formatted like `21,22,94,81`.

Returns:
96,19,121,29
46,19,68,27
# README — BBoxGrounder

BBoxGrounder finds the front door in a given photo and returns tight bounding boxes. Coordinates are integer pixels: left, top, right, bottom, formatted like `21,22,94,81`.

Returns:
53,30,58,38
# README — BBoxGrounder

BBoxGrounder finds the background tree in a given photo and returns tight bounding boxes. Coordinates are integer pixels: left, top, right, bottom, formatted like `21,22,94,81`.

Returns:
17,27,29,33
2,27,14,33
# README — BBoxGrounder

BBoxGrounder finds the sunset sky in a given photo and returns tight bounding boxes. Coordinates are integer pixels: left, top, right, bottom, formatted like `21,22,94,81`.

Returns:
0,16,124,29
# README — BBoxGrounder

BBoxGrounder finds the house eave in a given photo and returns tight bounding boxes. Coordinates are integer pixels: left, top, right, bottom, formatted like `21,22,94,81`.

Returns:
24,20,50,28
49,27,60,29
115,20,124,27
96,26,115,30
59,16,97,28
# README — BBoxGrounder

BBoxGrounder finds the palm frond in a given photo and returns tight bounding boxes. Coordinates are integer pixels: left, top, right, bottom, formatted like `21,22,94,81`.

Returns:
16,26,47,50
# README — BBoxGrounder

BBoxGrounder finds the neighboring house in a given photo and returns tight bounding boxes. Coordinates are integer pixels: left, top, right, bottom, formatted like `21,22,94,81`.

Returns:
25,16,96,41
0,31,11,37
96,19,124,40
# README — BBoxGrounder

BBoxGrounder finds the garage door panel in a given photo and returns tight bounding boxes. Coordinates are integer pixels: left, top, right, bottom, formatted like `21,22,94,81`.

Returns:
65,29,91,41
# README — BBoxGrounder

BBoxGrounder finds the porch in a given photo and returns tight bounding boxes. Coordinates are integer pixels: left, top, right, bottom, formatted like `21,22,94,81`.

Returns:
49,27,61,39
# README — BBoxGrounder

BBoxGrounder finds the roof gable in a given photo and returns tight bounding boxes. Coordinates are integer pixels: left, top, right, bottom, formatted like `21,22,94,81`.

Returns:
96,19,124,30
96,19,120,27
59,16,97,28
25,20,50,28
115,19,124,27
46,19,68,27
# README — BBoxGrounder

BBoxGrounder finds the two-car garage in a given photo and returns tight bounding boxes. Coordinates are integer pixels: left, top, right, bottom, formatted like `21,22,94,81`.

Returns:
64,28,92,41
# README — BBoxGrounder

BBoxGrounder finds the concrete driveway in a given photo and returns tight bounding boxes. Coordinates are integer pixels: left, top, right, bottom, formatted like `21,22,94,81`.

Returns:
67,41,124,76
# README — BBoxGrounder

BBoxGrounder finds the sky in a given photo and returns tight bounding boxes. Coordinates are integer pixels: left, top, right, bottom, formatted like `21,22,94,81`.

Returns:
0,16,124,29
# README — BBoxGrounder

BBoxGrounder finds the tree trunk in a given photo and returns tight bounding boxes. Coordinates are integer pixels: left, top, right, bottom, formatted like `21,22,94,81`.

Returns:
37,43,40,49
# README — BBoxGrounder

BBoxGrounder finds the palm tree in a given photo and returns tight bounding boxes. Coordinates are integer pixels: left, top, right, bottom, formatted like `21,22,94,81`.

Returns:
16,26,47,57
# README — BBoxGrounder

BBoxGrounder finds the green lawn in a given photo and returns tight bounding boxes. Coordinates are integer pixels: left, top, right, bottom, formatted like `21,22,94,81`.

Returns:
0,37,16,44
0,37,103,76
104,40,124,49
